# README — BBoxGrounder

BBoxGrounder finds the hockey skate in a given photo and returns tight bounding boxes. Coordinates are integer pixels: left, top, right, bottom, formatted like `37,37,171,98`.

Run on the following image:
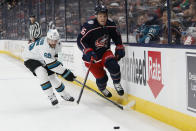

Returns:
114,83,124,96
100,88,112,98
61,92,75,102
48,93,58,106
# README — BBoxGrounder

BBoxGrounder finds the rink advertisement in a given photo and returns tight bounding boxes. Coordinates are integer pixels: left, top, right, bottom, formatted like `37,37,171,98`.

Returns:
59,44,75,71
147,51,164,98
120,51,147,86
0,40,26,61
120,47,165,101
186,52,196,113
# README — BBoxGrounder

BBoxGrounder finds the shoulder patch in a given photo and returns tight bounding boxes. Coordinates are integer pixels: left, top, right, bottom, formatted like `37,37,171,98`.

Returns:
88,20,94,24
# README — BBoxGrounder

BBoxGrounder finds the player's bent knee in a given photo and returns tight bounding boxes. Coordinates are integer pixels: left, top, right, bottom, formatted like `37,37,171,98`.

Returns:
48,74,61,88
105,58,120,73
35,66,49,83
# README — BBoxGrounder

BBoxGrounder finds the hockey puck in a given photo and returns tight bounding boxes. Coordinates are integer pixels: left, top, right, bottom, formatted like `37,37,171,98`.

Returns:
113,126,120,129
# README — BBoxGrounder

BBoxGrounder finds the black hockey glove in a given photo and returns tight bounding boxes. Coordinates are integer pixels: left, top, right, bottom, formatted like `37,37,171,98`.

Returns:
28,40,32,44
54,54,58,58
115,44,125,61
82,48,97,62
62,69,76,81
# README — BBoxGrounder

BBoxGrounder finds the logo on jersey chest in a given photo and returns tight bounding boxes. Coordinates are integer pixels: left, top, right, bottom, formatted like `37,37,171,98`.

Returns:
95,35,109,48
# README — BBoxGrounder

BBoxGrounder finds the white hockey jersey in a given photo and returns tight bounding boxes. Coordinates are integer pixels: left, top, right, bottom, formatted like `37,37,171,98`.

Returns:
23,37,64,74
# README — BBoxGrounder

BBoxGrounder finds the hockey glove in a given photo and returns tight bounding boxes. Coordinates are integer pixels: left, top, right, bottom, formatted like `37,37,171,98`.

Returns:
62,69,76,81
115,44,125,61
28,40,33,44
144,36,151,44
54,54,58,58
82,48,97,62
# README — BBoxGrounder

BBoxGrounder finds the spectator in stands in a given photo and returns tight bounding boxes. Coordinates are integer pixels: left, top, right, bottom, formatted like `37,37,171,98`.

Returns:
28,14,42,44
180,2,196,45
161,10,183,44
135,14,147,42
135,11,161,44
6,0,18,10
182,2,196,27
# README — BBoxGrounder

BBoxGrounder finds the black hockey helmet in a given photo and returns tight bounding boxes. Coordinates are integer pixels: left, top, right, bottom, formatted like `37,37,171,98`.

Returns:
95,4,108,15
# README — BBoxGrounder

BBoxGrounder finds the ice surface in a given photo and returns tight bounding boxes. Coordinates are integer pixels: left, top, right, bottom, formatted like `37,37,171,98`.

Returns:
0,54,179,131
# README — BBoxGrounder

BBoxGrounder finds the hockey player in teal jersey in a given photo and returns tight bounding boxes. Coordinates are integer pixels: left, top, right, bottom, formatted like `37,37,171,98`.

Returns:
23,29,76,106
136,24,161,44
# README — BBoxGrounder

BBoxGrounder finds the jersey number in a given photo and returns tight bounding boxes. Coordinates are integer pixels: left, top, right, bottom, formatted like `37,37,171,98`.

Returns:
44,53,51,58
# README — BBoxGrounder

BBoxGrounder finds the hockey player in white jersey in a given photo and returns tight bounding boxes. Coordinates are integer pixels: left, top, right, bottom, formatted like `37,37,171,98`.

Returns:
23,29,76,106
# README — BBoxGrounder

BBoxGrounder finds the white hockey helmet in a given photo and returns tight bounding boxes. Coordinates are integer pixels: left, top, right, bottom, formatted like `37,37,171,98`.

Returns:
47,29,60,41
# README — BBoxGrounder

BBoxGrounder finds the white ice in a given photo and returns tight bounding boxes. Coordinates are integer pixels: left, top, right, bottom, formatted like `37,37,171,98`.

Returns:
0,54,179,131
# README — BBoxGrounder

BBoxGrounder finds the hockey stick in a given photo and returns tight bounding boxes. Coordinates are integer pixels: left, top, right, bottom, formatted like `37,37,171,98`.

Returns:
74,79,136,110
76,58,93,104
75,79,123,110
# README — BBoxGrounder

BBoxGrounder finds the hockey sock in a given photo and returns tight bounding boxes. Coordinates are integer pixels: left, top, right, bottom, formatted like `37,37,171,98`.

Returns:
105,58,121,83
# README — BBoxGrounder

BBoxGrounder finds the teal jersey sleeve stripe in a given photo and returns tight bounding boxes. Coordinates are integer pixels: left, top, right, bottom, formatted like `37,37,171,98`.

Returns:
55,84,65,92
47,61,61,69
63,70,71,78
41,82,52,90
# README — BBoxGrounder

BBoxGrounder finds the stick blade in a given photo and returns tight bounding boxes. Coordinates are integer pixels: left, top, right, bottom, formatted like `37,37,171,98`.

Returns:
123,100,136,110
